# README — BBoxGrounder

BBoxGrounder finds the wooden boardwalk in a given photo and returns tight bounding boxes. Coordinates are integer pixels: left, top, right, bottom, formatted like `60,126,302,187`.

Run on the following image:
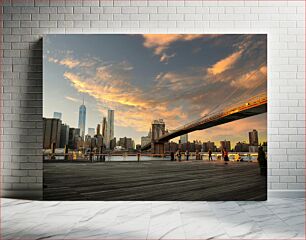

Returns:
43,160,267,201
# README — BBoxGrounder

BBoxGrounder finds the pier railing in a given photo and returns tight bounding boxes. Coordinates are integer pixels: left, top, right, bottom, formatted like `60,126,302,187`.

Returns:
43,152,258,162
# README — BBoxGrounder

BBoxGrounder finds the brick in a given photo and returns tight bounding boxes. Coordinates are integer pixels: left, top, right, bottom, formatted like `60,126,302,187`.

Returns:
39,6,57,14
148,0,167,6
21,21,39,28
65,0,82,6
83,0,99,6
121,7,138,13
39,21,57,28
57,7,73,14
90,21,107,28
21,6,39,13
280,176,296,183
104,7,121,13
177,7,196,14
158,7,176,14
74,7,90,13
65,14,83,20
130,14,149,21
74,20,90,28
131,0,148,7
139,6,157,13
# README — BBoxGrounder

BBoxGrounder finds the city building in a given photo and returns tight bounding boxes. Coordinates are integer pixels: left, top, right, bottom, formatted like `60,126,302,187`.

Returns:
84,135,91,149
102,117,107,146
43,118,62,149
220,140,231,151
118,137,134,150
53,112,62,120
164,141,178,153
102,117,107,137
202,141,216,152
141,129,152,147
180,134,188,144
107,109,114,148
59,124,69,148
96,135,103,149
234,141,249,152
249,145,259,153
78,101,86,139
88,128,95,137
68,128,80,150
96,124,101,136
249,129,259,146
110,137,116,150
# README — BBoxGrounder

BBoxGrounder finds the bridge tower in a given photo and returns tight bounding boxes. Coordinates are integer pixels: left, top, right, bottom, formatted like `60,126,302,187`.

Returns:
151,119,166,154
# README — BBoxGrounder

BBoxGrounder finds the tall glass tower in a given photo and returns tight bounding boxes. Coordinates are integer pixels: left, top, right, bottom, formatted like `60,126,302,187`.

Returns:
78,100,86,138
107,109,114,148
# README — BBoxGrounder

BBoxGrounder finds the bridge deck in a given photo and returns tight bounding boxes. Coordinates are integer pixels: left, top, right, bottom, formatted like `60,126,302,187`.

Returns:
43,160,267,201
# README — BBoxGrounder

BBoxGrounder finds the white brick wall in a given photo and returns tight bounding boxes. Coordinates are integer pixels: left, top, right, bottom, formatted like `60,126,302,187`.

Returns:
1,0,305,199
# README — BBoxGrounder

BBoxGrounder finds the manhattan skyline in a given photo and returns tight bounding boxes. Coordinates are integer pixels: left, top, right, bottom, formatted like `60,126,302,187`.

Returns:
43,34,267,145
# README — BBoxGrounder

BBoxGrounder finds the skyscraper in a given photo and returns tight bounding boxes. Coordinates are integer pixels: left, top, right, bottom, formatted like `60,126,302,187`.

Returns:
88,128,95,137
43,118,62,149
60,123,69,148
53,112,62,120
102,117,107,138
78,100,86,138
96,124,101,136
249,129,259,146
102,117,107,147
107,109,114,148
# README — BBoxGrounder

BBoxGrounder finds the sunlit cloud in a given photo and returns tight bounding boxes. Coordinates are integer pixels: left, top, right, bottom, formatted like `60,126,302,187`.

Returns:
160,53,176,63
48,56,96,69
63,62,189,132
230,65,267,89
44,34,267,144
142,34,204,55
207,50,243,75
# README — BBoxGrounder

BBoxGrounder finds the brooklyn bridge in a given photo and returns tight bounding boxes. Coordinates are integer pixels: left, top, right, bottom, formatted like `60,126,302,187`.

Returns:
141,93,267,154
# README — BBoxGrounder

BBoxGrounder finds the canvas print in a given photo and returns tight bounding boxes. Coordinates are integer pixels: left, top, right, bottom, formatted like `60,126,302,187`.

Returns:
43,34,267,200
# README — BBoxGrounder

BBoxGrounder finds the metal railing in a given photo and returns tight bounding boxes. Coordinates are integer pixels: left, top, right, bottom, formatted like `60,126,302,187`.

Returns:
43,151,259,162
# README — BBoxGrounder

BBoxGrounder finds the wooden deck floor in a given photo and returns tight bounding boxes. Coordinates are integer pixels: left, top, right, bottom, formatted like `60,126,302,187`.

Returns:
43,160,267,201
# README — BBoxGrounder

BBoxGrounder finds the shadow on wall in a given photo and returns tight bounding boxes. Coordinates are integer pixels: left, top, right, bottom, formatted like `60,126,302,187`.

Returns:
3,39,43,200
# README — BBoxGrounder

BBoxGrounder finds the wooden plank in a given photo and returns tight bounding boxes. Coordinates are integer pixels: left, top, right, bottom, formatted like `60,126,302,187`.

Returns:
43,161,267,201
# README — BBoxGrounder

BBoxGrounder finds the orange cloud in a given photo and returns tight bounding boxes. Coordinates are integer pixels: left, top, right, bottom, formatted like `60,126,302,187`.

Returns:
142,34,204,55
48,56,96,69
230,65,267,89
64,72,149,108
207,50,243,75
160,53,176,63
64,64,188,133
59,58,80,68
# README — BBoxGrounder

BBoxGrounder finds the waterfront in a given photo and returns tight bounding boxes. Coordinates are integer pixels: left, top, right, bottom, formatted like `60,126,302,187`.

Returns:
43,152,259,162
44,160,266,201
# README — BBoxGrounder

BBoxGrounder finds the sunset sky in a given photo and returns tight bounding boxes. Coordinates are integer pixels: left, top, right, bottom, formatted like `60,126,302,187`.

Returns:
43,34,267,145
